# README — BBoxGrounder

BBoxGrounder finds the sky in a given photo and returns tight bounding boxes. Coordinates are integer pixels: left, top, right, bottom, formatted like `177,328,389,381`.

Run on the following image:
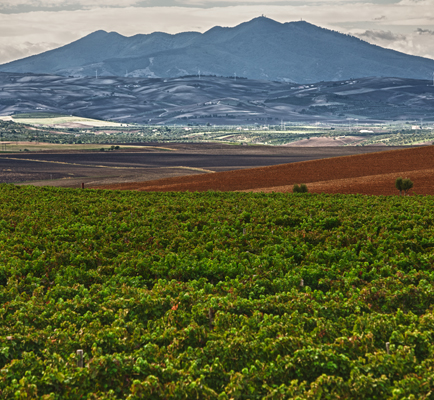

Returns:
0,0,434,65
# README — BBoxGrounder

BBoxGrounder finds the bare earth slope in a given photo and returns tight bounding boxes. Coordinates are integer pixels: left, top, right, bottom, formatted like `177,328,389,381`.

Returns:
95,146,434,195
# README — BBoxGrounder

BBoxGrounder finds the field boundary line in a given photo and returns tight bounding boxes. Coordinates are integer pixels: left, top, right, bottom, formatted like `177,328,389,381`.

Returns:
2,157,214,173
1,157,145,170
165,166,215,173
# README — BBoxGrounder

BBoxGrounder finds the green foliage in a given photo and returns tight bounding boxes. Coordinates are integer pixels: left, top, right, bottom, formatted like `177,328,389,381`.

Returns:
395,177,414,196
2,117,434,147
402,178,414,195
1,186,434,398
293,183,308,193
395,177,403,194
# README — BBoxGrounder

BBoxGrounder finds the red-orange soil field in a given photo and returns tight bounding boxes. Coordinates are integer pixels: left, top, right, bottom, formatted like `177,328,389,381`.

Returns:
94,146,434,195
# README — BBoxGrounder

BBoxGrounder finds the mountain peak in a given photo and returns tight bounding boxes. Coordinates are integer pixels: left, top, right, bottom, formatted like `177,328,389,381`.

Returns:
239,16,282,29
248,15,280,23
84,30,126,40
86,30,108,37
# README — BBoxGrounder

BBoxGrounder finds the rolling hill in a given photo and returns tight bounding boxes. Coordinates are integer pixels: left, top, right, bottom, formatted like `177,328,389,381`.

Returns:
1,73,433,124
94,145,434,196
1,17,434,83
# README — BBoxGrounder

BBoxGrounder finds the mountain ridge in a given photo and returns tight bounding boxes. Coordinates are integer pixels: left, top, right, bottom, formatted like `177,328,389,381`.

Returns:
1,17,434,83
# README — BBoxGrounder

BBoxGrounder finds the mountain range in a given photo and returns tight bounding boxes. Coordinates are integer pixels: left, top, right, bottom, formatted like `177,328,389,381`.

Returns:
1,17,434,83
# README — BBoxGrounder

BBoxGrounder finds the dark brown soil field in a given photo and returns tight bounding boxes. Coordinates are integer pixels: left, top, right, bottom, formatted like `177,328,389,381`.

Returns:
95,145,434,195
0,143,402,187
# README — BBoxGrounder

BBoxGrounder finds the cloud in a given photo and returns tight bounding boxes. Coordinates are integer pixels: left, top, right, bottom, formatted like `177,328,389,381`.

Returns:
0,0,421,12
353,27,434,59
174,0,348,4
398,0,434,5
0,41,60,65
358,29,406,41
0,0,143,12
0,0,140,6
416,28,434,34
0,0,358,8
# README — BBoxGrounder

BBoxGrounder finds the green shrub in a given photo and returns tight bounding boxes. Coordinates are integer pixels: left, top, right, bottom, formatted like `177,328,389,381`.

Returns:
395,177,413,196
293,183,308,193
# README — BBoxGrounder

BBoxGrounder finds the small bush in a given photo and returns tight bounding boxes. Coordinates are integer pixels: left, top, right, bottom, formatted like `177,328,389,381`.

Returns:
395,177,403,194
293,184,308,193
402,178,413,195
395,177,413,196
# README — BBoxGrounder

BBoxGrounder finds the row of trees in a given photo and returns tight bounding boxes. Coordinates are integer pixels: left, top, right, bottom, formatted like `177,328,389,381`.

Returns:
291,179,413,196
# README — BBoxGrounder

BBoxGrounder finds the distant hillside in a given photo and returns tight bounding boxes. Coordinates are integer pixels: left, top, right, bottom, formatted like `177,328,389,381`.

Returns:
1,17,434,83
1,73,433,125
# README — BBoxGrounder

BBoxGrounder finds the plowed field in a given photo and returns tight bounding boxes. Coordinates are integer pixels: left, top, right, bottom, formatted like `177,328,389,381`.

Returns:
95,145,434,195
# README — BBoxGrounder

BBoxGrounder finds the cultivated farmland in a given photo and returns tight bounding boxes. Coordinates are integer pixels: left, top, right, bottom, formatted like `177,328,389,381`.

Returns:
1,186,434,398
0,143,397,187
96,145,434,196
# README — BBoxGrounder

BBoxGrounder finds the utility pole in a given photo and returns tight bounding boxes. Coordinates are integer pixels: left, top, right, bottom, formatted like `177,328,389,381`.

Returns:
347,118,353,133
96,70,98,79
234,72,237,82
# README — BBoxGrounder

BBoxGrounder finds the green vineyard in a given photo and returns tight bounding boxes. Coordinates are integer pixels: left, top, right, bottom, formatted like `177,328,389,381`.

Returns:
1,185,434,399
